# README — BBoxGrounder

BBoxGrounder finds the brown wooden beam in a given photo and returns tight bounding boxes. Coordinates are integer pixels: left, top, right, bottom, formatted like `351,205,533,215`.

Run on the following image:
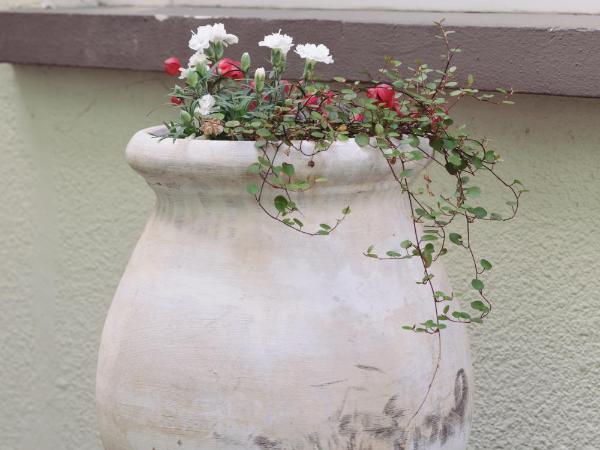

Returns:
1,7,600,97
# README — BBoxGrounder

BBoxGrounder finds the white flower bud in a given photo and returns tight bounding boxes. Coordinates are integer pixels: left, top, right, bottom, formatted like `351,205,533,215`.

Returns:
254,67,266,93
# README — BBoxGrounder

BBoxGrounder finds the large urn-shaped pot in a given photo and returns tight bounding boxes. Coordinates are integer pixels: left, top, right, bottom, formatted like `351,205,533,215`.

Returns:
96,126,472,450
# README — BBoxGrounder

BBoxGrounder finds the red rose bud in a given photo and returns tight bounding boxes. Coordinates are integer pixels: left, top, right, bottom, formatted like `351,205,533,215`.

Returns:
218,58,244,80
367,83,396,108
164,57,182,77
170,96,183,105
354,113,365,122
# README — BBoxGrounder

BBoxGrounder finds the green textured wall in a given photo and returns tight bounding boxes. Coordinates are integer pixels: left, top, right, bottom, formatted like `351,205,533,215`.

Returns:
1,64,599,450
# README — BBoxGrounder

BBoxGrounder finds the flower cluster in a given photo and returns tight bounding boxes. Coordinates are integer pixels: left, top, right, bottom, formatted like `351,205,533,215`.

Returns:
162,23,462,144
162,24,344,138
159,22,522,337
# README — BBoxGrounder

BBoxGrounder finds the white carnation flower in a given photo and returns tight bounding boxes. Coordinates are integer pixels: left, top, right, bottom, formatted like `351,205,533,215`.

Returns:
188,28,211,52
259,30,294,55
209,23,239,45
188,52,208,68
195,94,218,116
189,23,238,51
294,43,334,64
178,66,193,80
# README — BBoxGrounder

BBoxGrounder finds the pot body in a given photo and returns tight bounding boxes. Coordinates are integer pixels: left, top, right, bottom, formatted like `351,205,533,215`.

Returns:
97,128,472,450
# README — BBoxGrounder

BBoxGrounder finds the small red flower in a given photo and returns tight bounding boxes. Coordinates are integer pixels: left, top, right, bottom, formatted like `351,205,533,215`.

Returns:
164,57,182,77
304,94,319,107
304,90,335,108
217,58,244,80
170,96,183,105
426,106,449,130
279,79,293,97
366,83,396,108
354,113,365,122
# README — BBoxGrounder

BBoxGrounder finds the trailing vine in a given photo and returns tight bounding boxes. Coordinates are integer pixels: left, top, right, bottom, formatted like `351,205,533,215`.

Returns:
159,20,526,418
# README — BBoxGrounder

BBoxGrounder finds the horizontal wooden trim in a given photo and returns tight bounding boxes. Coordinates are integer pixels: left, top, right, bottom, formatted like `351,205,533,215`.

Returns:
1,7,600,97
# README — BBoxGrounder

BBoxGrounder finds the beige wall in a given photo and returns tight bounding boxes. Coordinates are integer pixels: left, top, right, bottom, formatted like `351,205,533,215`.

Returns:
1,63,599,449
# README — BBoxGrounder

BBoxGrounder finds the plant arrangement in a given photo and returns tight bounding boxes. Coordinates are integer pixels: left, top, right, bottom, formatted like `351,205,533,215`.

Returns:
160,22,525,338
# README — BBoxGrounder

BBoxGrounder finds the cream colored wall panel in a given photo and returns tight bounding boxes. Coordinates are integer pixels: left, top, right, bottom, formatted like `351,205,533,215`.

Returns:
0,64,599,449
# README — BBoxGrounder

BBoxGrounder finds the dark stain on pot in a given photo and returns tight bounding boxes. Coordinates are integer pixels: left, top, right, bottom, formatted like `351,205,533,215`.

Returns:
355,364,386,374
254,435,282,449
383,395,406,419
310,379,349,388
251,369,468,449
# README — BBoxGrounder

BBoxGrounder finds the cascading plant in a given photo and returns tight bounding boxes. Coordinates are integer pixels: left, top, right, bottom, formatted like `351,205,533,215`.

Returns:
160,21,525,339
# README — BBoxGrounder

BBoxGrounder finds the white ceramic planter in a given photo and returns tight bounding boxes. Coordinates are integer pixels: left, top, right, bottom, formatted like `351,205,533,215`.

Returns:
96,126,472,450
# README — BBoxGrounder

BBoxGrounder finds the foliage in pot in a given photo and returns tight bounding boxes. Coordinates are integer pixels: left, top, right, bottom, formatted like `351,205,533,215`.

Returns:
161,22,524,339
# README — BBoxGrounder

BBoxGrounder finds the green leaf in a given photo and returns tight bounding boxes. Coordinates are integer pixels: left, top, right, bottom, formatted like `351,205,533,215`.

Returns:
293,218,304,228
180,110,192,124
225,120,240,127
281,162,295,178
246,183,258,195
257,156,271,167
386,251,401,257
480,259,492,270
256,128,272,137
407,135,420,148
471,279,484,291
247,163,261,174
449,233,463,245
399,169,413,178
287,181,310,191
187,71,199,87
471,300,489,312
409,150,424,161
319,223,331,230
452,311,471,320
470,207,488,219
400,240,412,249
342,206,351,215
355,134,370,147
274,195,288,213
465,186,481,197
448,153,462,167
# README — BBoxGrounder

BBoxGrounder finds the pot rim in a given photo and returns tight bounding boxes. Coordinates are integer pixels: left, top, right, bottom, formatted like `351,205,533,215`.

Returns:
126,126,432,190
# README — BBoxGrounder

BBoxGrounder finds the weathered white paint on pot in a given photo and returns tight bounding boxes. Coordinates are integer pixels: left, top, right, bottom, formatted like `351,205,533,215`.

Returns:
96,126,472,450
